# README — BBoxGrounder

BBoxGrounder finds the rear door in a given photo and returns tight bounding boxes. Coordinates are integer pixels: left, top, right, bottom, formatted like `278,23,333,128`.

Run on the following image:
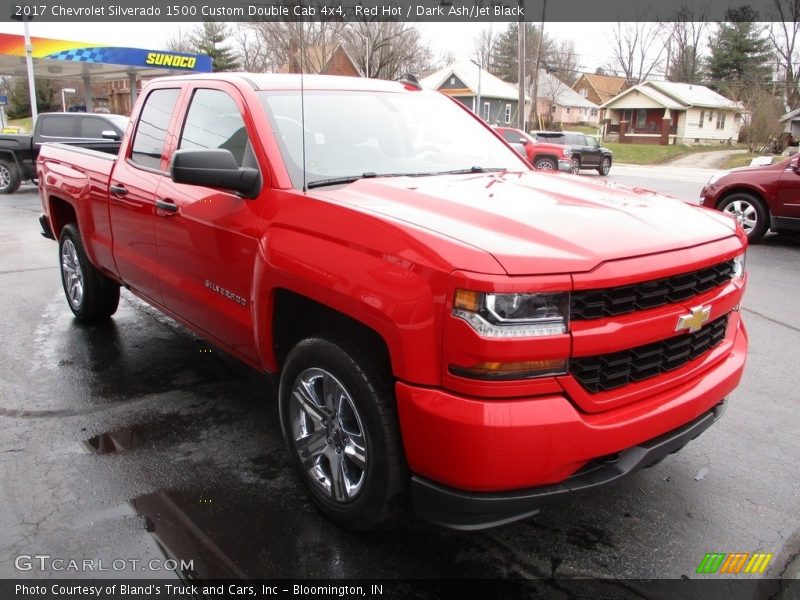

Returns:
582,135,603,167
108,87,182,304
154,83,264,362
776,156,800,219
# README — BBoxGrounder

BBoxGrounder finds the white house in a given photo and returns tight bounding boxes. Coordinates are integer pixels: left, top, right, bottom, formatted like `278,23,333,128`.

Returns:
779,107,800,139
534,69,600,127
601,81,742,145
420,61,528,126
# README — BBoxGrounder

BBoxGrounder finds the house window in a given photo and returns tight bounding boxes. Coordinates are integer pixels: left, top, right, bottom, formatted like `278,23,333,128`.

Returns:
699,110,704,128
580,88,587,97
590,108,597,116
566,107,571,114
717,112,726,130
708,111,714,122
504,103,511,124
550,105,556,113
450,77,455,85
483,102,490,121
636,109,646,128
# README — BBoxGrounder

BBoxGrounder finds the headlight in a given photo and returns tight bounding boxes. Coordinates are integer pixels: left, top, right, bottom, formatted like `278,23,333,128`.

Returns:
452,289,569,337
563,147,572,157
732,252,746,279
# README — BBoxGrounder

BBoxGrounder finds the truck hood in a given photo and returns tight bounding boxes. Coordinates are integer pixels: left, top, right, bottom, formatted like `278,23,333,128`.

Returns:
315,171,738,275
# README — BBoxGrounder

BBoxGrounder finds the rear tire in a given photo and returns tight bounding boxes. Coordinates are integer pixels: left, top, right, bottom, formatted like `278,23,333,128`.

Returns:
59,224,120,322
0,159,21,194
534,157,556,170
717,192,768,242
279,336,408,530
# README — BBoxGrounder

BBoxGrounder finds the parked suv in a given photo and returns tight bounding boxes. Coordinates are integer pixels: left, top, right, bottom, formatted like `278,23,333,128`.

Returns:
533,131,613,175
495,126,572,172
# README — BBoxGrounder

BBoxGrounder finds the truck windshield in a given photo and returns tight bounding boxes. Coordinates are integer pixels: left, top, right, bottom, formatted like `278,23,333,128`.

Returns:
258,90,527,189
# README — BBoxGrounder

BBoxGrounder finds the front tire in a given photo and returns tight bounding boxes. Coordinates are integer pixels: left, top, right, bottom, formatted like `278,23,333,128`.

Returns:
597,157,611,176
0,159,21,194
59,224,120,322
718,192,768,242
533,157,556,170
571,157,581,174
279,336,407,530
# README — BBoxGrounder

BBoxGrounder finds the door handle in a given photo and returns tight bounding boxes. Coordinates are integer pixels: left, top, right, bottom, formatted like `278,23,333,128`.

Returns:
155,199,179,214
109,184,128,196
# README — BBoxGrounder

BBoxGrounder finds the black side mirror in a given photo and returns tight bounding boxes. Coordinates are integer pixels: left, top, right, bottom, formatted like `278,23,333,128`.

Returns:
170,149,260,198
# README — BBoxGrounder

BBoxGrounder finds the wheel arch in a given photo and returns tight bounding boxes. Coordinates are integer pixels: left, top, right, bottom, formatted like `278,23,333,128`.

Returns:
47,195,78,240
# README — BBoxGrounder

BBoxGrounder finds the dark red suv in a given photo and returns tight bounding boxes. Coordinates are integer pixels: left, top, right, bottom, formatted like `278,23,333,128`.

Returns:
700,154,800,241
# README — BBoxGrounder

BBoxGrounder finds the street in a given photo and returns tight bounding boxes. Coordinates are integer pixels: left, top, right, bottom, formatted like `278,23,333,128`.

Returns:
0,169,798,594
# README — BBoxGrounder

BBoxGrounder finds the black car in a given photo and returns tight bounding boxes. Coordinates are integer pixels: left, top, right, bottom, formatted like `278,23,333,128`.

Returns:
532,131,613,176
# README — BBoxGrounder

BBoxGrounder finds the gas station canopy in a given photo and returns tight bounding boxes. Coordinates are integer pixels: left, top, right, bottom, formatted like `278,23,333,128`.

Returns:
0,32,212,79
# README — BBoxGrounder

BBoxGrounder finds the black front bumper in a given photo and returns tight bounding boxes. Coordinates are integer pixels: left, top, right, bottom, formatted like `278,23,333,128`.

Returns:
411,401,726,530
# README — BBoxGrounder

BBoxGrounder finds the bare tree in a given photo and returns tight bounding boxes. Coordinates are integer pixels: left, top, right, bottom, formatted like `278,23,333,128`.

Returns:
343,21,432,80
472,26,499,71
607,22,668,82
547,39,580,85
232,24,272,73
739,85,786,151
165,27,194,54
665,6,709,83
248,21,346,74
768,0,800,109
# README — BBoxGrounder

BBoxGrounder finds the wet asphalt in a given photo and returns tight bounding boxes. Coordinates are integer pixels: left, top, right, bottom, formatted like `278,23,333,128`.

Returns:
0,184,798,593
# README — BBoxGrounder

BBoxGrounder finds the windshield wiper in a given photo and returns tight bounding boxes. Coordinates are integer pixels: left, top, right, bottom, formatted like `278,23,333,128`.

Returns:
417,166,508,176
306,173,378,189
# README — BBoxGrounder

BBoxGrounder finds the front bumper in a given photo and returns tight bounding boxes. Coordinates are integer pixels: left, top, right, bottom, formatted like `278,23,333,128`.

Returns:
412,401,725,530
396,315,747,529
558,159,573,172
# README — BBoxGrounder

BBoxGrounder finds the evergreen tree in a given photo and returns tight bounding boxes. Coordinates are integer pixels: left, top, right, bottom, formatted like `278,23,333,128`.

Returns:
189,22,240,72
490,23,552,84
707,7,773,99
5,77,58,119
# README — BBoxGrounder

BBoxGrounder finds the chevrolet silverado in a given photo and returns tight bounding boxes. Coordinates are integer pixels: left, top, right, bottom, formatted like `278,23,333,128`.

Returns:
37,73,748,530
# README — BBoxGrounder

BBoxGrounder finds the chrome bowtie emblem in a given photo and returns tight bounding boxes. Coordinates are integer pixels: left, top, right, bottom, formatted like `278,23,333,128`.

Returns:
676,305,711,333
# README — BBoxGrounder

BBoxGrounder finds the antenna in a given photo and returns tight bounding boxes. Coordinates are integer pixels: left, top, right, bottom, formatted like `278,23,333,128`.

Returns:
300,17,307,193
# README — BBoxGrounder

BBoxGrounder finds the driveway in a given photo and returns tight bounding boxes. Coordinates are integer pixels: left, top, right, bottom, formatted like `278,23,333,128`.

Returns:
664,149,748,169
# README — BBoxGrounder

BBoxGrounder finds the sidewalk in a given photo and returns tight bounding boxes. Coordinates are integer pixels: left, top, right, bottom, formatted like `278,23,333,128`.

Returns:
662,149,748,169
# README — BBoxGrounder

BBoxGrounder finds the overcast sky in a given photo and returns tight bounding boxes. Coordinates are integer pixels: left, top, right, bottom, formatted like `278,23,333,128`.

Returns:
0,20,620,76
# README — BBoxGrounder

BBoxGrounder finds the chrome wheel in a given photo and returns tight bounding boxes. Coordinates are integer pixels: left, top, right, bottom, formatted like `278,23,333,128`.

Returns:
0,165,10,190
722,199,758,235
534,158,555,170
600,158,611,175
289,367,367,503
61,238,84,308
571,158,581,174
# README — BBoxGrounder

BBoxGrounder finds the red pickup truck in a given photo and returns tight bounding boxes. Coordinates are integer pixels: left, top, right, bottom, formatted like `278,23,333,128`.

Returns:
38,73,748,531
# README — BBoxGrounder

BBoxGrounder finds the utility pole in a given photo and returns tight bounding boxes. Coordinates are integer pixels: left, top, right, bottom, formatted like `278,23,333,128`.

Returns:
516,0,525,130
530,0,546,131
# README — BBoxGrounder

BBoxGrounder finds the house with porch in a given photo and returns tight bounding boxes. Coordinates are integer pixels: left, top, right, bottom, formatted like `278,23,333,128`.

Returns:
420,61,528,125
601,81,742,145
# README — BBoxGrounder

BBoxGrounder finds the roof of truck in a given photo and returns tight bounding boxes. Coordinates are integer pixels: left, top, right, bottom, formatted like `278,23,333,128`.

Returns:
151,72,417,93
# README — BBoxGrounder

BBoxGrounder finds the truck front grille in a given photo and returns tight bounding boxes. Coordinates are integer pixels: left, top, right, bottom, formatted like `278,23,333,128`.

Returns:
570,315,729,393
571,260,735,320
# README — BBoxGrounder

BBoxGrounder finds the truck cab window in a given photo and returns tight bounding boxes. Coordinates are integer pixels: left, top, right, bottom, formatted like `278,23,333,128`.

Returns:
39,116,76,138
179,89,252,168
130,88,180,170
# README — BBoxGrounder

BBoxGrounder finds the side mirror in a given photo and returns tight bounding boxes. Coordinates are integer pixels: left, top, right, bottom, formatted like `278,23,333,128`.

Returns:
170,148,260,198
101,130,120,140
519,137,528,145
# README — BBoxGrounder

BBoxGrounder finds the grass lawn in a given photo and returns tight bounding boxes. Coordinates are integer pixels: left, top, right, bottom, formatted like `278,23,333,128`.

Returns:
563,125,603,136
4,117,32,133
719,153,786,169
604,142,741,165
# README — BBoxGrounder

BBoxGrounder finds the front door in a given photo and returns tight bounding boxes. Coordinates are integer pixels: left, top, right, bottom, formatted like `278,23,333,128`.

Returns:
154,85,264,362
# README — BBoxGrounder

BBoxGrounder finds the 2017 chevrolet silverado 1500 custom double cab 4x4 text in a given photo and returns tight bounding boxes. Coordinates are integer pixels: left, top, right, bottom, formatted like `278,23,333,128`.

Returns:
38,74,748,531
